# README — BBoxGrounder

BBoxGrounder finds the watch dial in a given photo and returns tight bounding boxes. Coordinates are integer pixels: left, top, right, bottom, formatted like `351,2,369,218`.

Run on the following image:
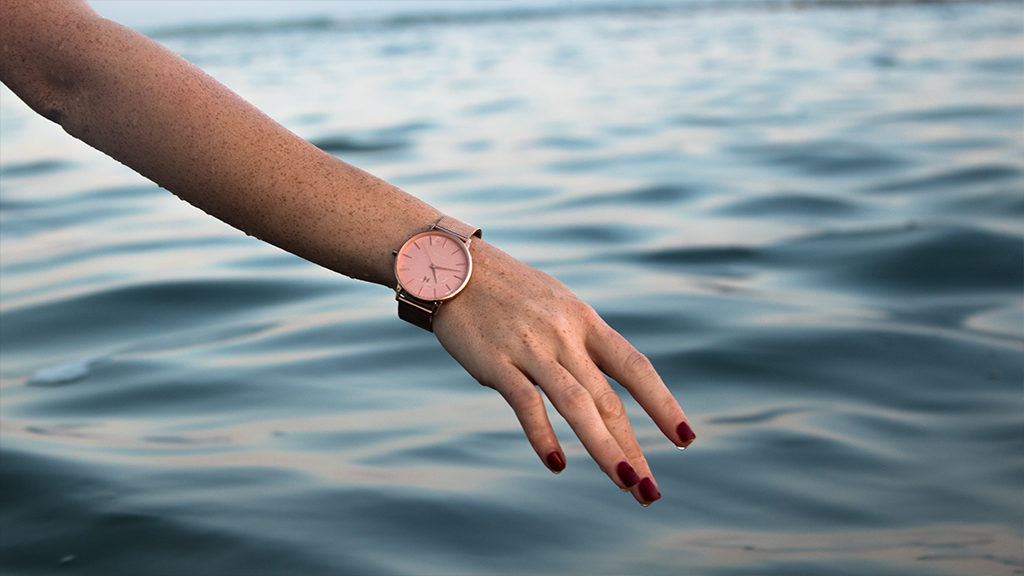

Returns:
396,231,471,300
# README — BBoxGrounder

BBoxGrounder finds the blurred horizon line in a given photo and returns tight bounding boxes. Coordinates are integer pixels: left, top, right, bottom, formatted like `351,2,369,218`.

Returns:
139,0,1015,39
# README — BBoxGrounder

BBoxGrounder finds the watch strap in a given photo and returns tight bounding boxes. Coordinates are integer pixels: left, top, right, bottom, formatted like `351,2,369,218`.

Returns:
397,292,439,332
433,215,481,243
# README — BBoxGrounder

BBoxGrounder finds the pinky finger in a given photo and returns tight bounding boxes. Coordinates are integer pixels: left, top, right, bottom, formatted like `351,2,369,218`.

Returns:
491,369,566,473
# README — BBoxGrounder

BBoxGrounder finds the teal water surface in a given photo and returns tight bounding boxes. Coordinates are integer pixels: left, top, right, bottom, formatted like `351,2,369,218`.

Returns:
1,2,1022,575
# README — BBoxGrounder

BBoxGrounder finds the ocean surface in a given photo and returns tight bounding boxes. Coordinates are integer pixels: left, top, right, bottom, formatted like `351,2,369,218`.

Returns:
1,2,1022,575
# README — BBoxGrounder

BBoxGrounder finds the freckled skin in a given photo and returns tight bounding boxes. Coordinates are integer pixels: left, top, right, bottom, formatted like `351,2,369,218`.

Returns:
0,0,694,506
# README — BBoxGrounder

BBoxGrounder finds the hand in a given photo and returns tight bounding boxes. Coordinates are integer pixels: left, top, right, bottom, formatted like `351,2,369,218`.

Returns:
432,240,695,506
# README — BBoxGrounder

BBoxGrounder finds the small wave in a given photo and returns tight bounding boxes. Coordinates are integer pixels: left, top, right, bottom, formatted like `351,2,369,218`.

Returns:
940,191,1024,218
642,245,761,266
0,279,339,359
560,184,697,208
707,406,808,425
390,170,471,186
866,164,1023,194
716,193,862,217
309,123,432,154
520,224,641,244
310,136,408,154
530,136,602,151
29,358,99,386
460,98,527,117
772,224,1024,295
875,103,1024,125
0,449,348,574
638,224,1023,296
0,159,73,178
731,140,906,176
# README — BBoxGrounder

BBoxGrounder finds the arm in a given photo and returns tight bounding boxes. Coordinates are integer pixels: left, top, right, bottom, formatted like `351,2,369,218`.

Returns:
0,0,430,283
0,0,695,505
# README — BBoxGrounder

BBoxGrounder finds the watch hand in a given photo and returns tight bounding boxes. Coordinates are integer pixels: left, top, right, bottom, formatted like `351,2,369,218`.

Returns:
420,240,435,265
430,265,462,272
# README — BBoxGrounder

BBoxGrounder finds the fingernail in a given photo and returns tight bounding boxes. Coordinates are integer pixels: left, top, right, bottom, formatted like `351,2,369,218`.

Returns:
639,477,661,504
546,451,565,473
616,461,641,488
676,421,697,448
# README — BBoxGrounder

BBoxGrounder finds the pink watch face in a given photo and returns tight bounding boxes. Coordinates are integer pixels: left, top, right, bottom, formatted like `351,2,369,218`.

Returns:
395,231,472,301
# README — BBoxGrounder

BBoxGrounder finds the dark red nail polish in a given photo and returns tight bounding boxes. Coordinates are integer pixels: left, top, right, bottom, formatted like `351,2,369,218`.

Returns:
546,451,565,473
616,461,641,488
676,421,697,447
639,477,661,503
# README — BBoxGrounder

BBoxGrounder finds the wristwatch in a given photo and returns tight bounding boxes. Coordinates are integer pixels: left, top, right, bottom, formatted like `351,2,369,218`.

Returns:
394,215,482,332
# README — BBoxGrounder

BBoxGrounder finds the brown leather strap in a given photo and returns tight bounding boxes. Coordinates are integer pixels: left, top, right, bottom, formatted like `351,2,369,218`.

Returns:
397,293,439,332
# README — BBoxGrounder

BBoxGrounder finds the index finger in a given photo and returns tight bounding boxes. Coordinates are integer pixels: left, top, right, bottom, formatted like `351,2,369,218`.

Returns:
587,322,696,448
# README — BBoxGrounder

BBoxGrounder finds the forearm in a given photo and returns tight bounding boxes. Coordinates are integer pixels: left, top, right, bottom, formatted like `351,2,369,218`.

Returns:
0,0,436,286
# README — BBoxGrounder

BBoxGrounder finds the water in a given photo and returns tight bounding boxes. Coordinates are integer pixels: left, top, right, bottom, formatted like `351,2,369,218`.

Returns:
1,2,1022,574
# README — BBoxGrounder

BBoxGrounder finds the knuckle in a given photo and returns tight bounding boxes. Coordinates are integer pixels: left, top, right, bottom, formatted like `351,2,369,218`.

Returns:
622,349,653,380
564,299,597,326
539,311,575,344
593,387,627,421
503,381,538,408
478,363,515,390
558,382,593,412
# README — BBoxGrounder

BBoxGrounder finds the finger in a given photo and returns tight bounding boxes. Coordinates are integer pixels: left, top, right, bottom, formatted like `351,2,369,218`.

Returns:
588,323,696,449
524,357,640,492
559,348,659,505
490,366,566,474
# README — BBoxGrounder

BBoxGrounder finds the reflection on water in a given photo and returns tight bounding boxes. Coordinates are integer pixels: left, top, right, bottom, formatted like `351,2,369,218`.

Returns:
667,524,1022,576
1,1,1022,575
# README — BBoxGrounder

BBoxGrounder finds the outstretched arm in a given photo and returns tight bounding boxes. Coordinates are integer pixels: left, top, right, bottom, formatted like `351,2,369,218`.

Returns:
0,0,431,284
0,0,694,505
